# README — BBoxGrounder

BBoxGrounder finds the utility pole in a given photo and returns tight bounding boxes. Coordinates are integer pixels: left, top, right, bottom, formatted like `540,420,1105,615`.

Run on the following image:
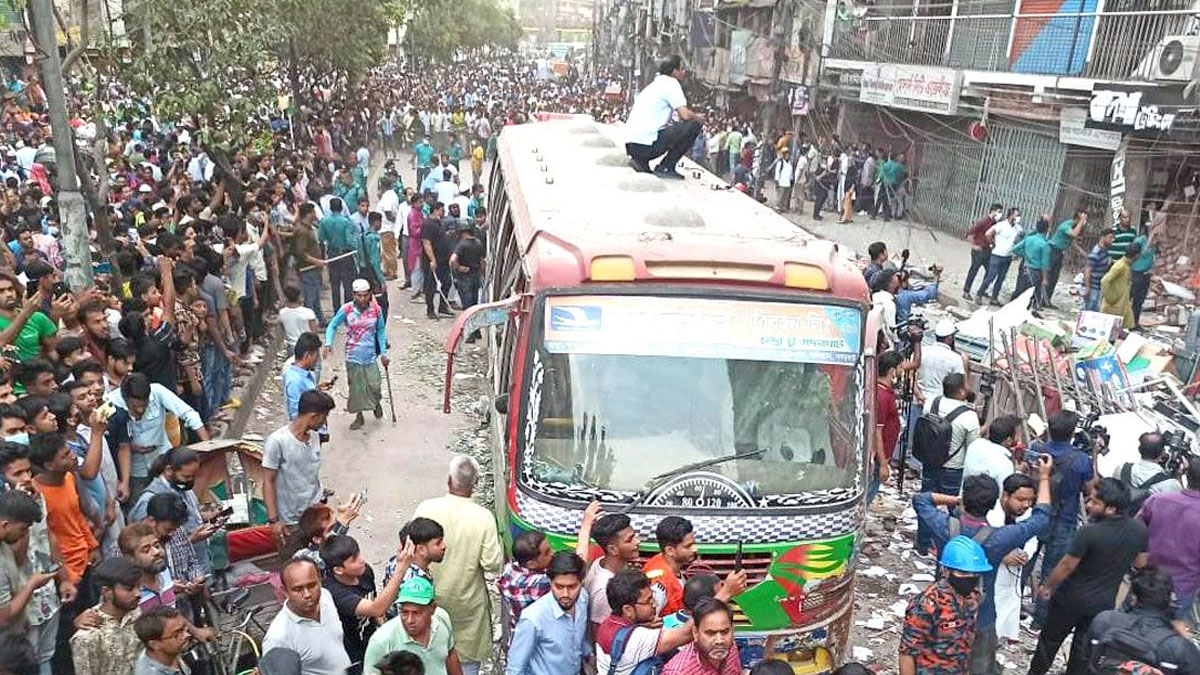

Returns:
29,0,93,290
754,0,795,199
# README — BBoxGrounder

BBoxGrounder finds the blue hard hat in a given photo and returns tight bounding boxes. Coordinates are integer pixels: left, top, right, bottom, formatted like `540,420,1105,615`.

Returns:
940,535,992,573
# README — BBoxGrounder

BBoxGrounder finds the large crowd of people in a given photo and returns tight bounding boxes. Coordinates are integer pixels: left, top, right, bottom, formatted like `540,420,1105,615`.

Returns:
0,40,1194,675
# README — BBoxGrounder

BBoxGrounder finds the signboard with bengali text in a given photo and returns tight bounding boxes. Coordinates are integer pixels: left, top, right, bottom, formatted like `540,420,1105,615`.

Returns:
543,296,863,366
859,64,961,115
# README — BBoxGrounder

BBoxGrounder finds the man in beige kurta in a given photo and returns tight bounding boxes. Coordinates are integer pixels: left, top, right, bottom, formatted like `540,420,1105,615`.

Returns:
415,455,504,674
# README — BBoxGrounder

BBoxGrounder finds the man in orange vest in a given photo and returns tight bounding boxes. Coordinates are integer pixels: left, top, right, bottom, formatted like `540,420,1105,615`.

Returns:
643,516,697,616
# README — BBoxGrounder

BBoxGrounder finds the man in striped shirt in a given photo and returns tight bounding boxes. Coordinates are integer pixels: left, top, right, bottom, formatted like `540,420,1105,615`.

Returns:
1109,208,1138,260
1083,229,1114,312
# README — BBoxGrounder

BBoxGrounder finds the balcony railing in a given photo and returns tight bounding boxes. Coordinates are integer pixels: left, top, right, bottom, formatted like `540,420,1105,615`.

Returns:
830,3,1196,81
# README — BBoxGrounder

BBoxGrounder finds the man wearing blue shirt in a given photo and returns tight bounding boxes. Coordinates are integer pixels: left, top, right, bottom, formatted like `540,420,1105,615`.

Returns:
1027,411,1097,631
104,373,208,502
282,333,331,438
624,55,704,179
913,458,1053,674
507,552,590,675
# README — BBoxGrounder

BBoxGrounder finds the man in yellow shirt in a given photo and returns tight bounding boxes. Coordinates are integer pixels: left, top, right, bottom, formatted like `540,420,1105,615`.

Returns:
1101,241,1138,328
470,141,485,185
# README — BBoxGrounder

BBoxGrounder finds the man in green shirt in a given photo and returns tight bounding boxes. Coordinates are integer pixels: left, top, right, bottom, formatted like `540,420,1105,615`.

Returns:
0,274,54,362
878,153,907,222
1108,208,1138,260
363,576,463,675
414,137,437,187
1130,221,1161,329
725,126,743,177
318,198,360,310
1045,208,1087,308
447,134,465,172
1012,218,1053,311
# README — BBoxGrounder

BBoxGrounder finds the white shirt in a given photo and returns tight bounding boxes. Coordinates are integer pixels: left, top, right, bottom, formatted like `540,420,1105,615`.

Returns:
435,180,460,207
396,201,412,238
625,74,687,146
596,623,660,675
583,559,615,624
376,189,400,235
278,305,317,351
263,589,351,675
917,341,966,401
988,219,1023,257
227,241,259,299
872,290,897,344
922,395,980,470
962,438,1016,524
451,195,472,221
775,158,795,188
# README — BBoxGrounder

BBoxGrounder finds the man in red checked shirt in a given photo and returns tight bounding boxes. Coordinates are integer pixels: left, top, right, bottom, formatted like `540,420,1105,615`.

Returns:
643,516,696,617
661,598,741,675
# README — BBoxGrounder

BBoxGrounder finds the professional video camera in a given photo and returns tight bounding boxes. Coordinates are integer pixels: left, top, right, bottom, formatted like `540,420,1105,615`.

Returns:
1161,429,1196,476
1072,411,1111,455
894,314,927,359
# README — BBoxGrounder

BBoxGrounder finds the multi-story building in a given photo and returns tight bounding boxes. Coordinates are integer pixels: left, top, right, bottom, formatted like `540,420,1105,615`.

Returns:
819,0,1200,238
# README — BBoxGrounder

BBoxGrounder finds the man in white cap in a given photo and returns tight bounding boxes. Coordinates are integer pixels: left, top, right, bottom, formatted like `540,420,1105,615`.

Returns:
917,319,968,404
323,278,389,430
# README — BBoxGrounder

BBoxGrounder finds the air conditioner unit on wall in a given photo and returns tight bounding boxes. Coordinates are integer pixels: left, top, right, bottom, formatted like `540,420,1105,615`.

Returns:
1136,35,1200,82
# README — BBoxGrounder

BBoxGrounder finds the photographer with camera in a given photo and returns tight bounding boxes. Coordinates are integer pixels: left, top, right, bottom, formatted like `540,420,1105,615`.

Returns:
1115,433,1183,516
1027,411,1101,634
871,266,941,349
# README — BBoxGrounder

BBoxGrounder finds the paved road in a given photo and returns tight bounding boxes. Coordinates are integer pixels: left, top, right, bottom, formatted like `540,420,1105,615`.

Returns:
247,148,489,569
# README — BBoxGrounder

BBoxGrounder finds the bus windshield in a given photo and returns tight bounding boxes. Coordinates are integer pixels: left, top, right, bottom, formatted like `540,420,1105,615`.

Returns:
522,295,865,503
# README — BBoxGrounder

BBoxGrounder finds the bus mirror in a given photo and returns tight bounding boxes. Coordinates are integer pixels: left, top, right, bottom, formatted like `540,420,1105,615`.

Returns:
443,294,527,414
495,393,509,415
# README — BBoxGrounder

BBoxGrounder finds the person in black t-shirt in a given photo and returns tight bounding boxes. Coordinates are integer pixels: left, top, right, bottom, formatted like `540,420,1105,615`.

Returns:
1029,477,1149,675
450,222,486,343
420,203,453,320
320,534,414,674
450,223,484,308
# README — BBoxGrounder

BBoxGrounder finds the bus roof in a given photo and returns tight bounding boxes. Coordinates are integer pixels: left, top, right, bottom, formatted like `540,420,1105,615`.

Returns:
496,118,868,301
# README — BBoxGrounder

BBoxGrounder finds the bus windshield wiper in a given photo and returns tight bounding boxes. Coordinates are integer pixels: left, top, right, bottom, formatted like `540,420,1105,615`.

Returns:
618,448,767,513
650,448,769,481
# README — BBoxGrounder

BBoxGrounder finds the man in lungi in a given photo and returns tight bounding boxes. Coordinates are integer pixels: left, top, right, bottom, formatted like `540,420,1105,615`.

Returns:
323,278,390,430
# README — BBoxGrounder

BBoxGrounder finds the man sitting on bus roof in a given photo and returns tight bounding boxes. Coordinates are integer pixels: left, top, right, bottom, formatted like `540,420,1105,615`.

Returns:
624,55,704,181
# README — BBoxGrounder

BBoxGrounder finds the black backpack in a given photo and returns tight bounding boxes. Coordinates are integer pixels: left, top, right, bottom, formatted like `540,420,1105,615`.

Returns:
912,396,972,469
1089,613,1181,674
1119,463,1172,516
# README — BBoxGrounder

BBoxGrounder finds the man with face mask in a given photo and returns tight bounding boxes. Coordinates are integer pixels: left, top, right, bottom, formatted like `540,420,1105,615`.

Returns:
70,556,145,675
1028,478,1149,675
507,552,590,675
900,535,992,675
128,448,217,575
964,204,1002,301
913,456,1052,675
976,207,1022,306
